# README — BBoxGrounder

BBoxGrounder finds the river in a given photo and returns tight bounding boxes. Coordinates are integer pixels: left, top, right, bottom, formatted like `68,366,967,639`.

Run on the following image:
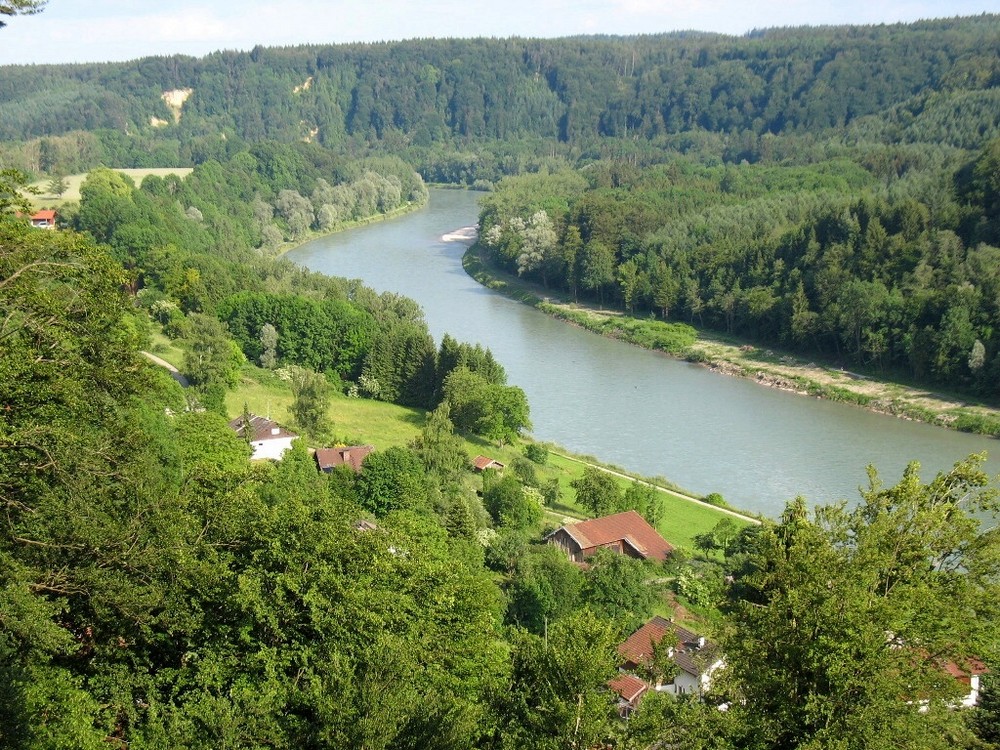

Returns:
287,189,1000,518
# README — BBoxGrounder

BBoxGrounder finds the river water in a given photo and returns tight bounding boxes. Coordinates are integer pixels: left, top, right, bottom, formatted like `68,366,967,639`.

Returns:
287,189,1000,518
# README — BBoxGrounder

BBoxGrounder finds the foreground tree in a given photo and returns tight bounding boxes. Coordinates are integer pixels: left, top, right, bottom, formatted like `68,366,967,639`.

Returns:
490,610,620,750
720,455,1000,750
286,365,332,440
183,313,245,413
0,1,45,28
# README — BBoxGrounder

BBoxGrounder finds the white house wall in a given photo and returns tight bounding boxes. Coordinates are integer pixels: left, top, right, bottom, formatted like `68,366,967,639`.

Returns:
252,437,296,461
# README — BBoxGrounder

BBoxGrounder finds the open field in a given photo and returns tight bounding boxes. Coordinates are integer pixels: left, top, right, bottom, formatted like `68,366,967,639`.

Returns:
29,167,194,204
147,328,746,550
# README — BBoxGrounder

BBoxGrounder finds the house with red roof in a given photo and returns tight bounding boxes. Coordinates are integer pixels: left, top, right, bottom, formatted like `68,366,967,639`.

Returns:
228,413,298,461
30,209,57,229
610,615,724,713
618,615,722,696
547,510,673,563
315,445,374,474
942,657,988,708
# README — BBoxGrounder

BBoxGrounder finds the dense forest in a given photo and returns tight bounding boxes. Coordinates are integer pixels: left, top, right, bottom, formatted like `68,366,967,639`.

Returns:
3,12,1000,748
477,137,1000,398
1,16,998,175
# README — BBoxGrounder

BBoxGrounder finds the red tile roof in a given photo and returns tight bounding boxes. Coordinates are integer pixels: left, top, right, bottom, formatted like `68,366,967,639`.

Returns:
609,673,649,704
473,455,505,471
32,210,56,221
559,510,673,561
618,616,718,677
941,657,988,685
316,445,374,473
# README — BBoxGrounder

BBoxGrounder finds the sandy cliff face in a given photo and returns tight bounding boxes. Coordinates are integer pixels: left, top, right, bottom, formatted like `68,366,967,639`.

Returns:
160,88,194,123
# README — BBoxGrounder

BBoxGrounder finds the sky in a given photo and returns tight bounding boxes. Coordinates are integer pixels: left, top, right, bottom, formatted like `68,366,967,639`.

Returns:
1,0,998,66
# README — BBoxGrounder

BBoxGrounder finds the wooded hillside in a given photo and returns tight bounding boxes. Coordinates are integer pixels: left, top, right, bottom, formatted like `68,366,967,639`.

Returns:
2,16,999,173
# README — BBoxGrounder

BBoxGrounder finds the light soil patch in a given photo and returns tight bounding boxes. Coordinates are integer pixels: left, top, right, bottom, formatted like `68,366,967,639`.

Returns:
30,168,194,203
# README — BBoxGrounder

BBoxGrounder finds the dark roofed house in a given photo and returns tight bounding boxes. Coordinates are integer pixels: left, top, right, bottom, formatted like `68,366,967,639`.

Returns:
547,510,673,563
473,455,505,472
316,445,375,474
228,413,298,461
618,615,723,697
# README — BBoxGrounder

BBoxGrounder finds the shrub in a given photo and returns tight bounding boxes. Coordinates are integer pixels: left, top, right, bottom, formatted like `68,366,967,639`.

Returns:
954,413,1000,437
523,442,549,465
702,492,728,508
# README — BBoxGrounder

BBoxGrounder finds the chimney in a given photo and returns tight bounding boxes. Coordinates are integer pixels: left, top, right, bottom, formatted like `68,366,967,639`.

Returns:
697,636,706,649
271,427,280,436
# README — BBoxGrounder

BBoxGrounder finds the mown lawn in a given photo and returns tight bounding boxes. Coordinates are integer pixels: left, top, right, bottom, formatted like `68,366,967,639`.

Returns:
29,168,194,204
149,328,744,549
541,452,750,550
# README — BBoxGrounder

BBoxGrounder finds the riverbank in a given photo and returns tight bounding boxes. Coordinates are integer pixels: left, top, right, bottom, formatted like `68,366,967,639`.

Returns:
272,194,429,259
463,244,1000,439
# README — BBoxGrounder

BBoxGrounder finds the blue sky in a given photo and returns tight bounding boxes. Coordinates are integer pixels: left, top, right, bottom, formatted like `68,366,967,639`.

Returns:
1,0,998,65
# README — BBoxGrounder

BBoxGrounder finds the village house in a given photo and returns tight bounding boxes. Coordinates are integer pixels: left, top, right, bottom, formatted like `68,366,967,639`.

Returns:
228,413,298,461
611,615,724,714
315,445,374,474
547,510,673,563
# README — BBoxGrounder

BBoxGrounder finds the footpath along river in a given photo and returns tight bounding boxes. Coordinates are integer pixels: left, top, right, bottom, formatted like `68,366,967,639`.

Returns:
287,189,1000,518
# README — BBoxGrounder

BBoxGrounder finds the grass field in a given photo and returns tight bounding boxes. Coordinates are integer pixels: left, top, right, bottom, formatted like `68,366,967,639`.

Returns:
147,327,747,550
29,168,194,204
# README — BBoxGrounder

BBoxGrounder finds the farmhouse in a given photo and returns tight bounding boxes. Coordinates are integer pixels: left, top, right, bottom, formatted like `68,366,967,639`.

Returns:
618,616,723,696
611,616,724,714
547,510,673,563
315,445,374,474
228,413,298,461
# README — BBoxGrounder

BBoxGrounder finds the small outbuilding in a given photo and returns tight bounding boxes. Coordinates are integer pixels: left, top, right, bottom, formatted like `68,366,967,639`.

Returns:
30,209,57,229
609,673,649,717
472,455,505,472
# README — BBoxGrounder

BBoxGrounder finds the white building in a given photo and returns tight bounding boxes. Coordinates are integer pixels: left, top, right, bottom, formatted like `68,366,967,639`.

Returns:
228,413,298,460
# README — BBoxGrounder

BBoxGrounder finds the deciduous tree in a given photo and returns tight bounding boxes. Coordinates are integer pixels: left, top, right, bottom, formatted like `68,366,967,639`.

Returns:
721,455,1000,749
0,1,45,28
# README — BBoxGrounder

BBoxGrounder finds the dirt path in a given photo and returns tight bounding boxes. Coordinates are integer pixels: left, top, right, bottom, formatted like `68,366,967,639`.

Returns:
550,450,760,525
142,351,189,388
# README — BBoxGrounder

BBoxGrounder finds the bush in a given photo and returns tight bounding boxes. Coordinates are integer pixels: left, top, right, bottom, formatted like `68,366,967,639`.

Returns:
702,492,729,508
954,413,1000,437
510,456,539,486
523,442,549,465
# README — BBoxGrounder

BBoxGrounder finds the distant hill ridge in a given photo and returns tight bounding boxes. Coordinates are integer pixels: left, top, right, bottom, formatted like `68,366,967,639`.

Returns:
1,15,997,148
